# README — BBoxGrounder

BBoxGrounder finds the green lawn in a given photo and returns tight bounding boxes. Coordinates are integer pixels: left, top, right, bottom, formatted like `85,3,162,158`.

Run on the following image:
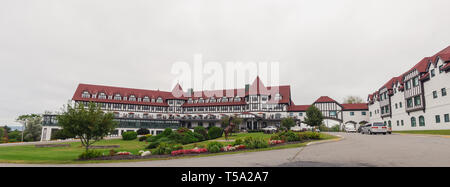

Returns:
394,130,450,135
0,132,338,164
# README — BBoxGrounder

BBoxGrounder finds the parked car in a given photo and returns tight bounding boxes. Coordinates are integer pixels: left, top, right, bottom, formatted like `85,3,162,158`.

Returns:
361,123,387,135
290,125,302,132
261,126,278,133
345,127,357,133
357,126,364,133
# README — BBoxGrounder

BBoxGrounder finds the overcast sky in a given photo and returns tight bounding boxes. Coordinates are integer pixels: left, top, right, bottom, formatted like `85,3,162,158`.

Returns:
1,0,450,126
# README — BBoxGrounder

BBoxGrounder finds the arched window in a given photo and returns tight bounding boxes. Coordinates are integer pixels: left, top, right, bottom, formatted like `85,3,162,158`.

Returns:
419,116,425,126
81,91,91,98
188,98,193,104
199,98,204,103
210,97,216,103
98,92,107,99
275,93,282,101
156,97,163,103
411,117,416,127
388,120,392,127
235,97,241,102
114,94,122,100
143,96,150,102
129,95,136,101
222,97,228,102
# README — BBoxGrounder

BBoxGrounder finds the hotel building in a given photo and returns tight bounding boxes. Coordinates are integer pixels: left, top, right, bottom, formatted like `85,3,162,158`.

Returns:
41,77,368,141
367,46,450,130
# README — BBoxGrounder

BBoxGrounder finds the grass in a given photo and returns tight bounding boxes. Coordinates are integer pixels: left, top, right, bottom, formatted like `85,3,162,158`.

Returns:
0,132,339,164
394,130,450,135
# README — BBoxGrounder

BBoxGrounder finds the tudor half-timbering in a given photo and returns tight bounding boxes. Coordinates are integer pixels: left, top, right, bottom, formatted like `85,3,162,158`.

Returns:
41,76,369,141
368,46,450,131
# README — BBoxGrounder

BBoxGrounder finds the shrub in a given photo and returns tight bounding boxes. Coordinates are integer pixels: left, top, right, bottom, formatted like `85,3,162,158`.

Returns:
136,128,150,135
122,131,138,140
276,131,299,142
232,138,244,146
109,149,117,156
208,127,223,139
147,141,160,149
207,141,223,153
138,136,148,142
303,131,321,139
162,128,173,137
153,142,183,155
243,137,269,149
78,150,103,160
194,126,209,140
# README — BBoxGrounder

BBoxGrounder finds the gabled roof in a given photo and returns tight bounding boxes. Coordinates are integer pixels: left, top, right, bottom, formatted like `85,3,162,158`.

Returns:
314,96,338,103
248,76,270,95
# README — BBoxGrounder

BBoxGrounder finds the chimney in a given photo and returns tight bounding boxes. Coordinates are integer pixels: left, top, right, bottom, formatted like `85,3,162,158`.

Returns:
187,88,194,97
245,84,250,93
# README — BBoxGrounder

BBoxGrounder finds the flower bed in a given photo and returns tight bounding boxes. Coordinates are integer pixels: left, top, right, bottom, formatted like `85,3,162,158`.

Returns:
220,145,246,152
171,148,208,156
268,140,285,145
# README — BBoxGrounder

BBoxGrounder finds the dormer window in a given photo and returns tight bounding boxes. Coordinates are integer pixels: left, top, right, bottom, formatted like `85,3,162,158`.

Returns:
235,97,241,102
274,93,282,101
81,91,91,98
129,95,136,101
98,92,107,99
114,94,122,100
151,98,155,103
188,98,193,104
210,97,216,103
156,97,163,103
143,96,150,102
222,97,228,102
199,98,204,103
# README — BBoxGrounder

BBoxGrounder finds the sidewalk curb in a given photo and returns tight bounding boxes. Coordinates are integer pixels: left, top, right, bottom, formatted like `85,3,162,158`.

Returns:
394,133,450,139
306,135,344,146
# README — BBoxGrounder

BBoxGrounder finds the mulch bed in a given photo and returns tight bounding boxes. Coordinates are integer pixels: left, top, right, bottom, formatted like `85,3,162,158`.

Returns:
82,140,311,161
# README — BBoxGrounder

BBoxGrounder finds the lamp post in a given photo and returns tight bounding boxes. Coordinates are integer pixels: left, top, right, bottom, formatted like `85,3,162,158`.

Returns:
21,120,26,142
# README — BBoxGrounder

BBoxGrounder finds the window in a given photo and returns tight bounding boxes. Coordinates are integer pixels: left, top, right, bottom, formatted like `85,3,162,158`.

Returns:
414,96,421,106
128,95,136,101
406,98,413,108
98,92,107,99
156,97,163,103
350,112,355,116
439,65,443,73
412,77,419,87
362,111,366,115
395,103,398,109
401,120,404,126
431,69,435,77
405,80,411,90
82,91,91,98
114,94,122,100
235,97,241,102
442,88,447,96
399,102,402,108
436,115,441,123
433,91,438,99
419,116,425,126
445,114,449,123
330,111,337,116
299,112,303,116
411,117,416,127
396,120,399,126
388,120,392,127
261,96,268,102
143,96,150,102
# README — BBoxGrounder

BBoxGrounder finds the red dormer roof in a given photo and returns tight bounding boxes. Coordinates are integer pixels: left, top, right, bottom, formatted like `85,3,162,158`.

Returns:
314,96,338,103
171,83,184,98
342,103,368,111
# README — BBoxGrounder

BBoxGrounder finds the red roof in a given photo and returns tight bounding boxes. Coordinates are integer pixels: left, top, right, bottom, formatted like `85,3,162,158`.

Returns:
314,96,338,103
342,103,368,111
287,105,310,112
182,101,247,107
72,77,291,106
248,76,270,95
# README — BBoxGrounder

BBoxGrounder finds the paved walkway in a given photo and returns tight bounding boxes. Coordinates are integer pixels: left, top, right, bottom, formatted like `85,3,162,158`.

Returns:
2,132,450,167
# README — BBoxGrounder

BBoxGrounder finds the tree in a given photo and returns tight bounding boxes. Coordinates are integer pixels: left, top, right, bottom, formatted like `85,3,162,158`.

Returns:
343,96,364,104
303,105,324,131
281,117,296,131
15,114,43,142
2,126,11,133
57,102,118,152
